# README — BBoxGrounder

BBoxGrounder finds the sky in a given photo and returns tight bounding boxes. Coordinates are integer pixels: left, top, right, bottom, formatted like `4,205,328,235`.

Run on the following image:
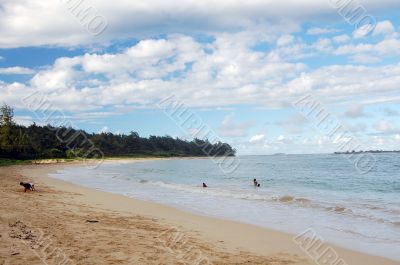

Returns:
0,0,400,155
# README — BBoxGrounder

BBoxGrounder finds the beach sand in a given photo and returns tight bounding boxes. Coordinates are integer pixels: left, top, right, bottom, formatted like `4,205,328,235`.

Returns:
0,162,398,265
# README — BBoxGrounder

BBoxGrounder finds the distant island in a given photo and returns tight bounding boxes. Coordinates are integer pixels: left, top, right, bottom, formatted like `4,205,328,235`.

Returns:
334,150,400,155
0,105,236,161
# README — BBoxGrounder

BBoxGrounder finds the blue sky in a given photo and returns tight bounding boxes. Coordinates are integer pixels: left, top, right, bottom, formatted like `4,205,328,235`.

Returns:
1,0,400,154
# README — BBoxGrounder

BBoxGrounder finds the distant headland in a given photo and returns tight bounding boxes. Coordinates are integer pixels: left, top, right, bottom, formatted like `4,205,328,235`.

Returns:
334,150,400,155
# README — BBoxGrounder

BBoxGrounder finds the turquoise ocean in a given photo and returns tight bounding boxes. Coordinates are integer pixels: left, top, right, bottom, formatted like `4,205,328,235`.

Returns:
50,154,400,260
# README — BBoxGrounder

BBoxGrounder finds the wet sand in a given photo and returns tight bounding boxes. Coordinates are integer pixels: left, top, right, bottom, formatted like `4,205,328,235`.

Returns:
0,162,398,265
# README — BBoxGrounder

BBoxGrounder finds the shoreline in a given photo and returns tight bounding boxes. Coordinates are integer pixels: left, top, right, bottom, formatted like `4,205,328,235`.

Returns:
2,161,399,265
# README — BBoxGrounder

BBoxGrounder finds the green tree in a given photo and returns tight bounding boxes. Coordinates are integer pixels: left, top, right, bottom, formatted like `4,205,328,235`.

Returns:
0,104,14,127
0,104,15,153
0,104,236,159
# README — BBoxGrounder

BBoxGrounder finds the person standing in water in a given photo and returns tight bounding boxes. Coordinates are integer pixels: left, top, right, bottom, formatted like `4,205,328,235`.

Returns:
253,178,261,187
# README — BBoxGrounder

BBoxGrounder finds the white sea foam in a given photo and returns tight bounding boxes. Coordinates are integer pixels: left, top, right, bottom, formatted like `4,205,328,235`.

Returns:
50,155,400,260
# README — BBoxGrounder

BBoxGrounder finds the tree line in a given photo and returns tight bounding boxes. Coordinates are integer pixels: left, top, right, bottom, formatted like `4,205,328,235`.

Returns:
0,104,236,160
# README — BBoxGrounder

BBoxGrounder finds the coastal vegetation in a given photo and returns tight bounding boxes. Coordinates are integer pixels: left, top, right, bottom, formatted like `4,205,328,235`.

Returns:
0,104,236,162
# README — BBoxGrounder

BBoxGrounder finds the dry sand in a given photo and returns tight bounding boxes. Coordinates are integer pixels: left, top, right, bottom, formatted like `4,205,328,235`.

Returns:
0,161,398,265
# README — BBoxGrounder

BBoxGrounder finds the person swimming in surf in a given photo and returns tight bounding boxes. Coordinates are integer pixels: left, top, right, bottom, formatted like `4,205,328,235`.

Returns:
253,178,261,187
202,182,208,188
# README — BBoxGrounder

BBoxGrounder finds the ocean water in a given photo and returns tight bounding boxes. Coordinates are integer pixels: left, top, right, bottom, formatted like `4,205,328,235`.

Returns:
50,154,400,260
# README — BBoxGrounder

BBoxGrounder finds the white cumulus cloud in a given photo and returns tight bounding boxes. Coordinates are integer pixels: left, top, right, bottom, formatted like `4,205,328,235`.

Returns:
373,20,395,36
249,134,265,143
0,67,34,75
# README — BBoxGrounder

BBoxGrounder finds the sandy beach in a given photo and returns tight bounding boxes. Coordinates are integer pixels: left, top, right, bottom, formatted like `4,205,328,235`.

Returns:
0,161,398,265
